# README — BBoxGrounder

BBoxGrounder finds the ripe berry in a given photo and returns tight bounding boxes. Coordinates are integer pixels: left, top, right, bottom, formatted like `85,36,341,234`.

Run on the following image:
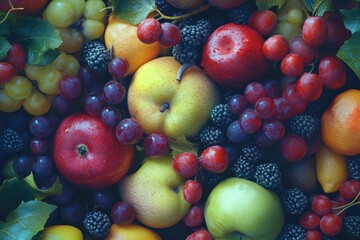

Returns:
0,62,15,83
305,230,323,240
159,22,182,47
183,204,204,228
239,109,262,134
320,214,342,237
302,16,328,46
311,194,332,216
183,180,203,204
172,152,200,178
244,82,267,104
299,211,321,230
137,18,162,44
199,145,229,173
115,118,143,145
7,43,26,72
108,57,129,79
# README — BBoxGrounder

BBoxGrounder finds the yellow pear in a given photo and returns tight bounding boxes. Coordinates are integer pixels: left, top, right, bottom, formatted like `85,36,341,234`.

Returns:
118,156,191,228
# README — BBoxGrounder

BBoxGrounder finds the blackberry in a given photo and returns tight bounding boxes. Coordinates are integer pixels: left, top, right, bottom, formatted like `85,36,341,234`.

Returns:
82,40,110,73
348,155,360,181
199,125,225,149
0,128,24,154
155,0,184,16
343,216,360,238
83,210,111,238
210,104,234,128
279,224,306,240
280,188,308,216
254,163,282,190
199,168,227,188
305,88,337,118
172,19,212,64
225,1,256,25
6,109,31,132
287,114,320,139
230,155,255,180
240,142,265,163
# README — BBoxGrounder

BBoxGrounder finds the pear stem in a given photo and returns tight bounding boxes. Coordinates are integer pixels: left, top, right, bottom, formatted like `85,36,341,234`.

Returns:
160,103,170,113
176,63,194,83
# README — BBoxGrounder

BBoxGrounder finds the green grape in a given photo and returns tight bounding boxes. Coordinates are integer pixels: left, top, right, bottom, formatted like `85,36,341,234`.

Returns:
44,0,75,28
287,8,304,26
52,53,81,76
37,69,62,95
71,0,86,21
284,0,304,10
24,64,44,81
84,0,106,21
273,21,302,41
83,19,105,40
276,7,288,22
58,28,84,53
23,90,51,116
4,76,33,100
0,90,23,112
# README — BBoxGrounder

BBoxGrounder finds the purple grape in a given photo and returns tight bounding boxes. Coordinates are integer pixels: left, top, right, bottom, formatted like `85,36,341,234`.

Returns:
50,182,75,205
30,138,49,155
263,118,285,142
274,98,294,120
29,116,53,138
103,80,126,104
226,120,249,144
244,82,267,104
13,154,33,178
32,155,55,178
101,106,122,129
34,172,58,190
92,188,116,210
59,199,86,224
111,201,135,224
227,94,249,116
254,97,276,119
254,130,275,147
78,66,97,87
52,95,74,114
108,57,129,79
239,109,262,134
263,78,282,99
84,91,107,116
115,118,143,145
143,133,170,158
59,76,82,100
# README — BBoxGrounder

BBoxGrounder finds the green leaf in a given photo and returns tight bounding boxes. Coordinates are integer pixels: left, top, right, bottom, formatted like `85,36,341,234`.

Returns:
24,174,63,200
0,13,11,36
256,0,285,11
303,0,315,12
6,14,62,66
337,32,360,80
340,8,360,34
0,200,57,240
313,0,333,16
111,0,156,25
170,135,199,158
0,37,11,61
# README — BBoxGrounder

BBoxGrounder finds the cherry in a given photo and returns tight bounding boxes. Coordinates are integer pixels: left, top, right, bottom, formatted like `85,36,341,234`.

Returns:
186,229,213,240
137,18,162,44
319,214,342,237
172,152,200,178
183,180,203,204
305,230,323,240
299,211,321,230
339,179,360,201
311,194,332,216
199,145,229,173
183,204,204,228
142,133,170,158
280,53,304,77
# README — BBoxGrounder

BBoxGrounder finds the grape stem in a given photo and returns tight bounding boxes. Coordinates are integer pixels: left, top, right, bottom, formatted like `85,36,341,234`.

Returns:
332,191,360,216
155,4,209,21
0,0,24,24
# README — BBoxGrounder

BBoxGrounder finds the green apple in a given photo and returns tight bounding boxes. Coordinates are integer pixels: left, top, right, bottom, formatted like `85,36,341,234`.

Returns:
204,177,285,240
118,155,191,228
127,56,221,140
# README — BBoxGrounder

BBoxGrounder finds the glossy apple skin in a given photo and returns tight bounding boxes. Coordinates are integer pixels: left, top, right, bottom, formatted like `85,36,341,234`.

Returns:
204,177,285,240
201,23,270,89
0,0,48,16
53,112,135,189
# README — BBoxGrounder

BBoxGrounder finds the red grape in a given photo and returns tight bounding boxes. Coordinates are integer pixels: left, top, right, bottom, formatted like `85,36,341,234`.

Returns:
244,82,267,104
279,133,307,162
263,78,282,99
137,18,162,44
186,229,213,240
103,80,126,104
296,72,323,102
6,43,26,72
59,76,82,100
302,16,328,46
115,118,143,145
305,230,323,240
318,56,346,90
108,57,129,80
159,22,182,48
227,94,249,116
339,179,360,201
273,97,293,120
30,138,49,155
172,152,200,178
199,145,229,173
254,97,276,119
0,62,15,83
183,180,202,204
255,130,275,147
84,91,107,116
289,35,318,64
299,211,321,230
280,53,304,77
143,132,170,158
282,81,308,117
183,204,204,228
263,118,285,142
101,106,122,129
239,109,262,134
319,214,342,237
111,201,135,224
311,194,332,216
262,35,289,61
248,10,277,36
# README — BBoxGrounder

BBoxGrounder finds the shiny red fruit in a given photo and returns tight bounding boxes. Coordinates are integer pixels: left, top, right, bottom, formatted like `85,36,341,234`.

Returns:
186,229,214,240
199,145,229,173
319,214,342,237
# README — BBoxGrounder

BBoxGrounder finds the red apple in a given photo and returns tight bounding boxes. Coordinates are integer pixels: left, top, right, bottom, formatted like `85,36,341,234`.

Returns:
0,0,48,16
201,23,270,89
53,112,135,189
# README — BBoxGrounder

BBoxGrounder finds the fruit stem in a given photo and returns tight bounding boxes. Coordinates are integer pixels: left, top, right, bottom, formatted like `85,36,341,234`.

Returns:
333,191,360,216
160,103,170,113
76,144,88,156
155,4,209,21
176,63,194,82
0,0,24,24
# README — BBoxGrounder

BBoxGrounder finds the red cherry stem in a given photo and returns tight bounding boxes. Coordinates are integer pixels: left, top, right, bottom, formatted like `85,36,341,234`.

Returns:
0,0,24,24
332,191,360,216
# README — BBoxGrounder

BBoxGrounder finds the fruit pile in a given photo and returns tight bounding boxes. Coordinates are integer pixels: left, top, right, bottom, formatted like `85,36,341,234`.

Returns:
0,0,360,239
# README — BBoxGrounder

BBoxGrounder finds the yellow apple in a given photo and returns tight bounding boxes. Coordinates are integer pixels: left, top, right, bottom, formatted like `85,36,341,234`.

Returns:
118,156,191,228
127,56,221,140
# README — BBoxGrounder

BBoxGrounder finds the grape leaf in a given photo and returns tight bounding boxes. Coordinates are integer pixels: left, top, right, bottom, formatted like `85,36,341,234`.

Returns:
0,200,56,240
303,0,315,12
256,0,285,11
170,135,199,157
111,0,156,25
313,0,333,16
0,37,10,61
0,13,11,36
340,8,360,34
337,32,360,80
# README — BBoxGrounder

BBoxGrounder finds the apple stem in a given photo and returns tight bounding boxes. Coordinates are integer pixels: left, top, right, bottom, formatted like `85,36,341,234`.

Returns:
76,144,88,156
160,103,170,113
176,63,194,83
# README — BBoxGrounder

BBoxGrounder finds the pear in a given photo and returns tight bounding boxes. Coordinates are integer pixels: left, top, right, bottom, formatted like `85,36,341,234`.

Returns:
118,156,191,228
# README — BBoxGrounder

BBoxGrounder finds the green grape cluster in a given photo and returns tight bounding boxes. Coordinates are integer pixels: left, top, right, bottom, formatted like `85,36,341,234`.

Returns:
43,0,107,53
273,0,308,40
0,53,80,116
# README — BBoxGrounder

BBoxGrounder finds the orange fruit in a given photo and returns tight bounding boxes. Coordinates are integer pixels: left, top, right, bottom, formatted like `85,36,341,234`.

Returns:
315,143,349,193
321,89,360,156
40,225,84,240
105,223,162,240
104,15,162,75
